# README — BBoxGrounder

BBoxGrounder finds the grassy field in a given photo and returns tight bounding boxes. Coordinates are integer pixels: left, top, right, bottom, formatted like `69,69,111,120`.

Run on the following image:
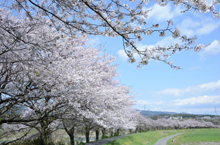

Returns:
105,130,185,145
167,129,220,145
105,129,220,145
0,129,38,143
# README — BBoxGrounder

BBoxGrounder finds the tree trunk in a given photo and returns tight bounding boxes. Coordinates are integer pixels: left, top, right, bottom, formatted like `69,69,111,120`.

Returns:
85,130,90,143
39,134,46,145
69,133,75,145
117,129,120,136
102,128,106,138
62,121,75,145
96,129,99,140
110,130,114,137
39,122,50,145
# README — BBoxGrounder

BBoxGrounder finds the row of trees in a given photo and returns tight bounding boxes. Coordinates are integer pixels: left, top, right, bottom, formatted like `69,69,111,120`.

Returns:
1,115,219,145
0,6,139,145
136,116,219,131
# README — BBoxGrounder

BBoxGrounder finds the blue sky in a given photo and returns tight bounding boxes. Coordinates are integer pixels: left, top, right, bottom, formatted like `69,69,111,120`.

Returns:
90,1,220,115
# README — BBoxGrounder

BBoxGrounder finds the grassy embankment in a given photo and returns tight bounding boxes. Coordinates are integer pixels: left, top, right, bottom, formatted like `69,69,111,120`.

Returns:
167,129,220,145
105,129,220,145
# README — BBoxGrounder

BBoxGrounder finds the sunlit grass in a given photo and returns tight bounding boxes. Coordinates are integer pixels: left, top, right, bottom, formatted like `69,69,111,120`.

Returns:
105,129,186,145
105,129,220,145
167,129,220,145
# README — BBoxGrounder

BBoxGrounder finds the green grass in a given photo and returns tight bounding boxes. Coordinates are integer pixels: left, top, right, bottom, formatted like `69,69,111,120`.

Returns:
167,128,220,145
105,129,220,145
105,130,187,145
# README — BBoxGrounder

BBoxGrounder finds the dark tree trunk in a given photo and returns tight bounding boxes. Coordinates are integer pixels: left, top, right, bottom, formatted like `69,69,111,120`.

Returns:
62,121,75,145
85,130,90,143
102,128,106,138
117,129,120,136
111,130,114,137
96,129,99,140
39,122,51,145
69,133,75,145
135,128,138,133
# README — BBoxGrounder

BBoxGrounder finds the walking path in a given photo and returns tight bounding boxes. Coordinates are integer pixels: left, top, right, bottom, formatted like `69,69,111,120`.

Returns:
154,133,183,145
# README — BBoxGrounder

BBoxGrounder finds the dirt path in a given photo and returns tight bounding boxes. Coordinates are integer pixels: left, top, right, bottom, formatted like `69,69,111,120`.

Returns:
154,133,183,145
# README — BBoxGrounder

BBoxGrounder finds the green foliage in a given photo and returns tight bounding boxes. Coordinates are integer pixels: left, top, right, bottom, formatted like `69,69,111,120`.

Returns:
102,135,109,139
114,132,119,136
75,141,86,145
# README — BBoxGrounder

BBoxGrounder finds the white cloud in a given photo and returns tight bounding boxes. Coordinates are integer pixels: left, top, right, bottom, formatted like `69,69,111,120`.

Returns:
159,80,220,96
196,22,220,35
137,100,163,105
189,66,201,70
89,37,100,45
178,18,200,36
179,17,220,36
199,40,220,59
173,95,220,106
155,36,182,46
117,49,128,61
148,4,182,21
159,89,182,96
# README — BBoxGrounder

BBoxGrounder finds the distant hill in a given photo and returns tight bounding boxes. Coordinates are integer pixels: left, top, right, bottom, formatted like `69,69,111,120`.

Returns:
137,110,218,118
136,109,180,117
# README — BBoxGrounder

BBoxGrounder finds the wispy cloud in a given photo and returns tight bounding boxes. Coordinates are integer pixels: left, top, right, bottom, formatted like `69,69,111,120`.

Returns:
189,66,201,70
173,95,220,106
179,17,220,36
158,80,220,96
147,4,183,21
155,36,183,46
137,100,163,105
199,40,220,60
89,37,100,44
117,49,128,61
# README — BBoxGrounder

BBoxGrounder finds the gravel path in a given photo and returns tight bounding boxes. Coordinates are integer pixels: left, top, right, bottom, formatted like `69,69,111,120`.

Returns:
154,133,183,145
85,134,132,145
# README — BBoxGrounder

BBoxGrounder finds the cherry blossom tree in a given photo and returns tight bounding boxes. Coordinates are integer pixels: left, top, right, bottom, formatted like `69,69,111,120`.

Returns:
0,6,96,144
61,81,137,144
0,6,140,144
1,0,219,69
